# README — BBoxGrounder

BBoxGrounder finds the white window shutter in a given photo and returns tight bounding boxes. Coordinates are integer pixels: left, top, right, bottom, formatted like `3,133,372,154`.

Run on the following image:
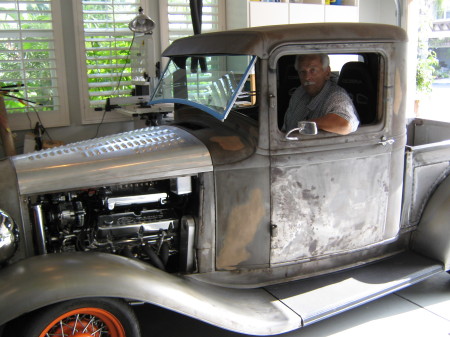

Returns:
0,0,69,130
160,0,224,51
74,0,145,124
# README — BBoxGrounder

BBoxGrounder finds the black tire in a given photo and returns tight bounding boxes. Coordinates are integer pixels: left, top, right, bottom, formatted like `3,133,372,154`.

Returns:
17,297,141,337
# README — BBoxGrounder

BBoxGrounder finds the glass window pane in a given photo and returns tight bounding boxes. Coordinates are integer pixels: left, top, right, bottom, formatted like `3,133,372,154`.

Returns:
150,55,256,120
0,0,61,116
80,0,142,108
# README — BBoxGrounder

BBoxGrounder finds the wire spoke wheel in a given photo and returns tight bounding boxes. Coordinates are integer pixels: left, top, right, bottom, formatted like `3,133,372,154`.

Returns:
11,298,141,337
39,307,125,337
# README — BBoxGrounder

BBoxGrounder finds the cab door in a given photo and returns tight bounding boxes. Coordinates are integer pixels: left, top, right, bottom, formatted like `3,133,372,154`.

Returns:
268,46,406,266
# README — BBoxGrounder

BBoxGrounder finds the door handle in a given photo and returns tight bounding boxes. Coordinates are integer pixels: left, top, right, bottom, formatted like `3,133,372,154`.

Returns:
378,137,395,146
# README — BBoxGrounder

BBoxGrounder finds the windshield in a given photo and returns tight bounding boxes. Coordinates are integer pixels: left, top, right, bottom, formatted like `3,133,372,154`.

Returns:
149,55,257,121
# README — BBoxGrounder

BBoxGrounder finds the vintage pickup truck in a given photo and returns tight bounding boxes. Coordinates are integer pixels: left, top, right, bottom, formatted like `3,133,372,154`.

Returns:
0,23,449,336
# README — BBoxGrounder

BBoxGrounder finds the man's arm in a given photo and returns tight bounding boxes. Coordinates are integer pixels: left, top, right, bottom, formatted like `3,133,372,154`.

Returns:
310,113,354,135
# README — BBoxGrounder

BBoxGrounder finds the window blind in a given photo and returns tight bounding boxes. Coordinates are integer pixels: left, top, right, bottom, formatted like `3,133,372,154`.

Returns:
79,0,143,108
0,0,64,119
167,0,221,44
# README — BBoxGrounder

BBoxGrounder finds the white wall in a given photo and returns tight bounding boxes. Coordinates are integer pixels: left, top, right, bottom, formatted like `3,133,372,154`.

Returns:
359,0,399,25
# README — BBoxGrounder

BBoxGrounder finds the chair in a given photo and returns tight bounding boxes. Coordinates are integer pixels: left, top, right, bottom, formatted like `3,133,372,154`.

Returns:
338,61,377,125
277,55,299,128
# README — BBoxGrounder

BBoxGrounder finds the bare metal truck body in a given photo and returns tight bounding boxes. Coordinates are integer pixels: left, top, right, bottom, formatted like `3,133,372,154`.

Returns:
0,23,449,336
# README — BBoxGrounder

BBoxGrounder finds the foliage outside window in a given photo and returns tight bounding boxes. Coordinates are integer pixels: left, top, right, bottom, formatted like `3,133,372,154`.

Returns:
435,0,450,19
74,0,144,123
416,48,439,94
416,0,447,95
0,0,68,129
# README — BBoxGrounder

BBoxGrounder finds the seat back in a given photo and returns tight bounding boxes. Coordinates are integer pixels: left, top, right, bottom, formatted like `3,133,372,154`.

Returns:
277,55,299,128
338,61,376,124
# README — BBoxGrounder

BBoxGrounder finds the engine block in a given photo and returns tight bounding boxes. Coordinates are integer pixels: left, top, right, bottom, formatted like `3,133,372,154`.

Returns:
29,177,197,273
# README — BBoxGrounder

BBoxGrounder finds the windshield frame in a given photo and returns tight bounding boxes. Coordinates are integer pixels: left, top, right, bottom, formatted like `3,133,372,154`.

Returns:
148,55,257,121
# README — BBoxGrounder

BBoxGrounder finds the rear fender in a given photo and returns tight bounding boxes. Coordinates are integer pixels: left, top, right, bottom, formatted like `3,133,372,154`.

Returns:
0,252,300,336
412,176,450,270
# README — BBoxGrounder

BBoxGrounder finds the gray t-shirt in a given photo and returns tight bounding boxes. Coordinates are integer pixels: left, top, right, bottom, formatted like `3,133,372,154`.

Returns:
283,81,359,132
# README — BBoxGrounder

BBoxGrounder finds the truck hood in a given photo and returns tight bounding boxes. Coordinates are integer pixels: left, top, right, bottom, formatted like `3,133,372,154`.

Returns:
12,126,213,195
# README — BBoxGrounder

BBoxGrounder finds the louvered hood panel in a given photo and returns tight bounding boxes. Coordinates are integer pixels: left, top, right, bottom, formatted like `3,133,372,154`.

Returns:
12,126,213,195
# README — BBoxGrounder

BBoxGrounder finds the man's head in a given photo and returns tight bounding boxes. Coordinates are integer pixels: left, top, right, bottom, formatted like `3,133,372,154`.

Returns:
295,54,331,97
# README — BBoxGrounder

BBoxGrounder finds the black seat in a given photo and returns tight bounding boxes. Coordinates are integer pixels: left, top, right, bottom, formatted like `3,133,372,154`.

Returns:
338,61,376,125
277,55,299,128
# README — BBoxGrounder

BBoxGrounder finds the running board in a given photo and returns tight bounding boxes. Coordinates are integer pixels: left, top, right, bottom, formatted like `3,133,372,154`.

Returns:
264,251,443,327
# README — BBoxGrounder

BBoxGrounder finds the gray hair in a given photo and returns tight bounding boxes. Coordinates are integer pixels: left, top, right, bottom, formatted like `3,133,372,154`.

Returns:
294,54,330,71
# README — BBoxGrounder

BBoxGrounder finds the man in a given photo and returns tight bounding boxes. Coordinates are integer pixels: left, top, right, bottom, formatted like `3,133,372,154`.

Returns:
283,54,359,135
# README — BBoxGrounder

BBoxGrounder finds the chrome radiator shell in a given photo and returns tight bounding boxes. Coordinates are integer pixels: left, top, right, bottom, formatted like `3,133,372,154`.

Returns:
12,126,213,195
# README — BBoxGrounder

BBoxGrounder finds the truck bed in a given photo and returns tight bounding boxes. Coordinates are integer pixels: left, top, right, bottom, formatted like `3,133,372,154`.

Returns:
406,118,450,146
402,118,450,228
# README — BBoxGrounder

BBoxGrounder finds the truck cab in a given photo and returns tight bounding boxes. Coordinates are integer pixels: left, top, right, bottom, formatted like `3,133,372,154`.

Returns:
150,23,409,285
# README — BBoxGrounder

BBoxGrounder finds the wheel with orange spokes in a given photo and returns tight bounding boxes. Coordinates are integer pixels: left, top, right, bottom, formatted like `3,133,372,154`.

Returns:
18,298,141,337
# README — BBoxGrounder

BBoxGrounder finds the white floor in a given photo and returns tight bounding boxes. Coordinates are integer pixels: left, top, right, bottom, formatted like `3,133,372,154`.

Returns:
136,271,450,337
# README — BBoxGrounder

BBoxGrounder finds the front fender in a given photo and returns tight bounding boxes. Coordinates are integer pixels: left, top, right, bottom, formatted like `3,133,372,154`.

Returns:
0,252,300,335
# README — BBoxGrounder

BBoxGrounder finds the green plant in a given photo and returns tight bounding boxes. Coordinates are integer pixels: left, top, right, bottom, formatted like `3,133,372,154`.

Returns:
416,49,439,94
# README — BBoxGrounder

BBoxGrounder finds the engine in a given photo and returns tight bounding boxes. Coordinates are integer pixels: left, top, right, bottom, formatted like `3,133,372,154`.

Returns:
29,176,197,272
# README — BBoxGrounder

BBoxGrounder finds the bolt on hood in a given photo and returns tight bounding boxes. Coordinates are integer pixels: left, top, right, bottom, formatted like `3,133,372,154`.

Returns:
12,126,213,195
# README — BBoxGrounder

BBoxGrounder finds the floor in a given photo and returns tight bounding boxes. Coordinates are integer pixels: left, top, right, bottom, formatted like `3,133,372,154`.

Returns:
135,271,450,337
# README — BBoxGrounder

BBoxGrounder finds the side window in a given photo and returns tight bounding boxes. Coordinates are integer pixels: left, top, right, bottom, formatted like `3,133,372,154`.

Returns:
233,63,259,122
73,0,144,124
0,0,69,130
277,53,382,131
